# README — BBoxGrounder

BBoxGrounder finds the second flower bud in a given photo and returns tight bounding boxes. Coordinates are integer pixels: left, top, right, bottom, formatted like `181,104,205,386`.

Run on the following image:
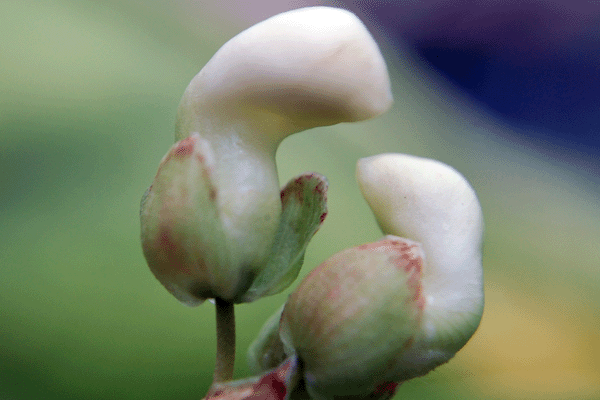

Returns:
279,237,425,400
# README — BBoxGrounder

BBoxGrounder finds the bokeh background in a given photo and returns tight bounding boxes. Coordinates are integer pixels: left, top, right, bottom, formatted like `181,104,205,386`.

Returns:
1,1,599,399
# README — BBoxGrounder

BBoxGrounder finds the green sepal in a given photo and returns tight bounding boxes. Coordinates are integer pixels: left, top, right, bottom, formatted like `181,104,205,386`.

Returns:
240,173,328,303
247,305,287,374
140,135,235,305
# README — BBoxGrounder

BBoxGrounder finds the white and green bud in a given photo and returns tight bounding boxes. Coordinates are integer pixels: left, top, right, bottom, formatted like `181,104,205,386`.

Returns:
269,154,483,399
356,153,484,378
141,7,392,305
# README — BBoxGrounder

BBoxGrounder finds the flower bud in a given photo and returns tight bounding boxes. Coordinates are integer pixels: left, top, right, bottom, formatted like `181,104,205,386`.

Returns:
279,238,426,400
274,154,484,399
173,7,393,267
141,7,392,305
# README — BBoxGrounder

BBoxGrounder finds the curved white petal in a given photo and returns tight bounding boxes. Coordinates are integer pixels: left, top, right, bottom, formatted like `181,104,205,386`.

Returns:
176,6,393,149
356,153,484,372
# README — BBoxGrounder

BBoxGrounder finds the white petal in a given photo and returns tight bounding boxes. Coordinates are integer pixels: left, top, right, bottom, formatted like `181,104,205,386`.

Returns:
357,153,484,365
176,6,393,148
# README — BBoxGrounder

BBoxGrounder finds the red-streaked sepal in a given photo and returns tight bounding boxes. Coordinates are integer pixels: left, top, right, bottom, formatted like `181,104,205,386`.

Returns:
140,133,277,305
279,237,425,400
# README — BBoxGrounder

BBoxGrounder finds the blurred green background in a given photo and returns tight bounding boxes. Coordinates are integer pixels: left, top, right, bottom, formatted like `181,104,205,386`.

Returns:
1,1,599,399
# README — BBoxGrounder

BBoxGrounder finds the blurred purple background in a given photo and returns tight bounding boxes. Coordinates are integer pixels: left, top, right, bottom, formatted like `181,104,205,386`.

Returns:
342,0,600,163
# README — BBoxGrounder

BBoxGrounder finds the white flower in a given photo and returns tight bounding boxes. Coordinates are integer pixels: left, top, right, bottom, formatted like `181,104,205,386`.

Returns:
141,7,392,305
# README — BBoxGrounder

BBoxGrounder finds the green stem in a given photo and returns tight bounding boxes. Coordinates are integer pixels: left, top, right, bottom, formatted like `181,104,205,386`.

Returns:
212,298,236,385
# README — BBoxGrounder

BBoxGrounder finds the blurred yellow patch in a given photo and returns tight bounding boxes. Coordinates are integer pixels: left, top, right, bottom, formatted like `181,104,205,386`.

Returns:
452,280,600,399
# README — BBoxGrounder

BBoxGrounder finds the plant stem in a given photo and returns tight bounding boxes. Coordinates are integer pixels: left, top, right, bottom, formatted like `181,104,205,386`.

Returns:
212,298,236,385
